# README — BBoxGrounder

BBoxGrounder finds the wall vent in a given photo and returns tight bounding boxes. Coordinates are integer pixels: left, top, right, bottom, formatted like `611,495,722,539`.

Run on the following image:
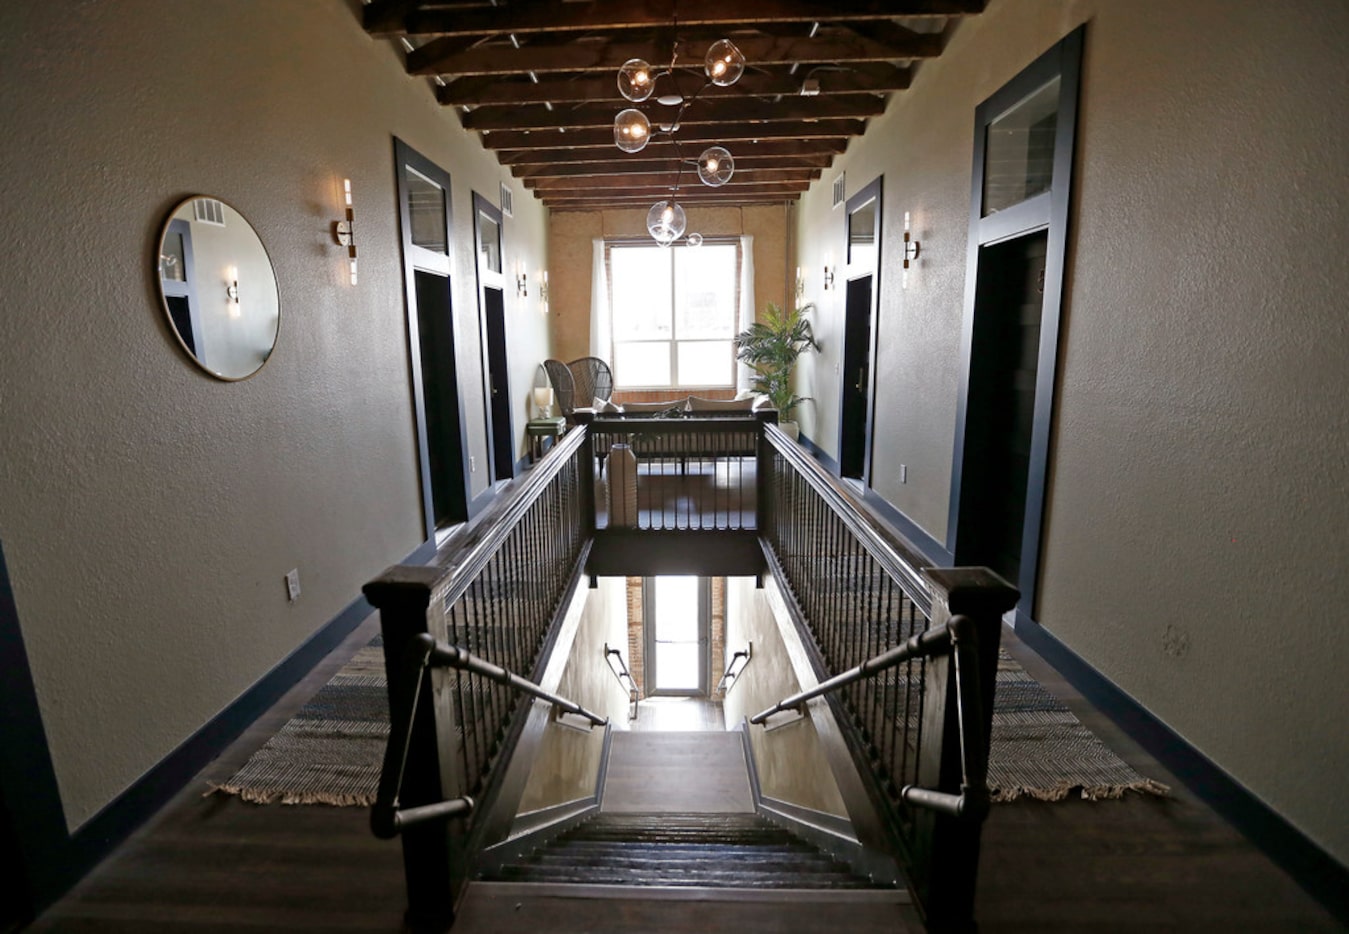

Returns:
192,198,226,226
500,182,514,218
832,173,846,209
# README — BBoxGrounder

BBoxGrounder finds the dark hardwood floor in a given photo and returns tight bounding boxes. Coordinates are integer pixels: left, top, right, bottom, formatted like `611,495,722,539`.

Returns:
26,612,1343,932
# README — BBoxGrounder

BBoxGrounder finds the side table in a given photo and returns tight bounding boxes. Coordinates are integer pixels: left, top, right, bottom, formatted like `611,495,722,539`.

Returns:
526,416,567,464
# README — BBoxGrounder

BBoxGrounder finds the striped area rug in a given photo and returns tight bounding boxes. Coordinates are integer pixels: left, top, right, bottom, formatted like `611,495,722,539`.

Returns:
213,640,1167,806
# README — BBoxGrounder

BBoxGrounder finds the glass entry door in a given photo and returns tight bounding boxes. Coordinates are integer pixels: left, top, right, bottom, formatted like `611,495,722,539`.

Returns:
645,576,710,695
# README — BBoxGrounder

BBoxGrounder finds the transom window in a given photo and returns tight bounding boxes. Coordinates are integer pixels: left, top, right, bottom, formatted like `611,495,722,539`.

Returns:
609,242,738,389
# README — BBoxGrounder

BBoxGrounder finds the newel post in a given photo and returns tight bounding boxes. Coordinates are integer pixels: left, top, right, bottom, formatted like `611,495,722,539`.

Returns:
574,409,597,539
364,566,463,933
913,567,1019,932
755,407,778,535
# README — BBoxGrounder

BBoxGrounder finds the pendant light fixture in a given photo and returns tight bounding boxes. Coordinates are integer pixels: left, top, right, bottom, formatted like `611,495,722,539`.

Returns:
611,23,747,246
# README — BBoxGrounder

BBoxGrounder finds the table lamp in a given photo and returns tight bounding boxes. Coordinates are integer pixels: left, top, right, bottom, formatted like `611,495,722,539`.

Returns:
532,386,554,419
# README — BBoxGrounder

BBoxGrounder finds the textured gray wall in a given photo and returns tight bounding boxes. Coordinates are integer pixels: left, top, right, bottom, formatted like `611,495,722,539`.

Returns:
792,0,1349,862
0,0,549,829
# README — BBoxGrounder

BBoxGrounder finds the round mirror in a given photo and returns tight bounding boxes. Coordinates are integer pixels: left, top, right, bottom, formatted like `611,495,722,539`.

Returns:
156,196,280,380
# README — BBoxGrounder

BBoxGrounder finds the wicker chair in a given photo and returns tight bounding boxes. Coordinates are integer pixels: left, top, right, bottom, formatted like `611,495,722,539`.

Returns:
543,356,613,424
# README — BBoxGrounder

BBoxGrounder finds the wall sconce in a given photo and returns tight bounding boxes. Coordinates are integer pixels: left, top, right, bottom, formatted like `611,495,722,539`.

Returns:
515,262,528,298
225,265,239,305
795,266,805,299
902,211,921,288
822,265,835,291
538,270,550,307
332,178,358,285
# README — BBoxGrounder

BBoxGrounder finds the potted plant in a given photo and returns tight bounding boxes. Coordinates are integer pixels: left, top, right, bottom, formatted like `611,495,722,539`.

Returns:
734,301,819,440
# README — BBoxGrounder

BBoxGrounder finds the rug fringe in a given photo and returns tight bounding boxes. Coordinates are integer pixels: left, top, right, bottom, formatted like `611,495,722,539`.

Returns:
991,778,1170,803
207,783,377,807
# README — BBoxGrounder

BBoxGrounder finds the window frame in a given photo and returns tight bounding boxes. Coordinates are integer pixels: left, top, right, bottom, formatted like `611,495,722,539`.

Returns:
606,239,742,392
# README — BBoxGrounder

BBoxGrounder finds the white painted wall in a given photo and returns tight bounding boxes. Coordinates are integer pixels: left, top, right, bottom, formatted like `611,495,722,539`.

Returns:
0,0,549,829
793,0,1349,862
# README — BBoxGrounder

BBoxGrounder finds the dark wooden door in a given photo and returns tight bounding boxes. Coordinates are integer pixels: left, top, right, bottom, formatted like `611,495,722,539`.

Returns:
955,231,1048,584
414,271,469,529
482,286,514,481
839,274,874,481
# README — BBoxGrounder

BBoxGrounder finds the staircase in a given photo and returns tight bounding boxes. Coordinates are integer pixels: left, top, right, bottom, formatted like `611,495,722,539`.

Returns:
452,729,917,932
480,812,884,889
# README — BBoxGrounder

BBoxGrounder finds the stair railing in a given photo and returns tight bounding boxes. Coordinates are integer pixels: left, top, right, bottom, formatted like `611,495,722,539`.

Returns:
602,643,639,720
756,422,1018,931
363,423,596,931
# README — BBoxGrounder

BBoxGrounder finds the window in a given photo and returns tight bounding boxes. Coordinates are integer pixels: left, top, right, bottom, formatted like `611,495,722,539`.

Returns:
609,242,738,389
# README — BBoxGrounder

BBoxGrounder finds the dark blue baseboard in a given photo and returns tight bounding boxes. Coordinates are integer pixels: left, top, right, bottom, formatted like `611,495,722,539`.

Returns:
0,534,435,926
1013,613,1348,926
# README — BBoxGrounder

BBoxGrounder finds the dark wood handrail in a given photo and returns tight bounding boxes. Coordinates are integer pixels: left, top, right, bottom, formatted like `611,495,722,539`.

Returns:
425,423,587,610
762,424,934,616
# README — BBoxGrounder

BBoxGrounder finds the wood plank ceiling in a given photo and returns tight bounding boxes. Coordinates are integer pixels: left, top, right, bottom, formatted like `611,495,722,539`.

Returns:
364,1,985,211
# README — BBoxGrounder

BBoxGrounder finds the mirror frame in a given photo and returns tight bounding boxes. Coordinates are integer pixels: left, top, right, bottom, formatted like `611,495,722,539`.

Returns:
155,196,281,382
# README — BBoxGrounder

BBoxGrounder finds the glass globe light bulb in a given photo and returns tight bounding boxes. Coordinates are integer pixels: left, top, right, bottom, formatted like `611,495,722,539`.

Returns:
646,200,687,245
614,108,652,153
618,58,655,103
704,39,745,87
697,146,734,187
687,232,704,247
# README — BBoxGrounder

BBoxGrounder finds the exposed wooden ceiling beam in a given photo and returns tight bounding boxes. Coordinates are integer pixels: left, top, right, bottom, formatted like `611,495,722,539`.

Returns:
396,1,983,39
525,168,820,190
439,65,910,107
495,137,849,165
408,32,940,77
532,181,812,202
362,0,423,37
461,96,886,132
480,119,867,150
544,193,804,208
510,153,834,178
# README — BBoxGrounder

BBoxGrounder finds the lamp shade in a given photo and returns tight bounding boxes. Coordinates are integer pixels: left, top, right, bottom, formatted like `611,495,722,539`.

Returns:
614,108,652,152
532,386,554,408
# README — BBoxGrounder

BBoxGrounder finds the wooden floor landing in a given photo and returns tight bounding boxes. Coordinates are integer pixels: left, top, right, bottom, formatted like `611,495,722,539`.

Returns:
26,613,1342,933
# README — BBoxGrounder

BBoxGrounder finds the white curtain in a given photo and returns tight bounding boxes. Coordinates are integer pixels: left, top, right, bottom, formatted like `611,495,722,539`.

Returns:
737,234,756,394
589,238,611,364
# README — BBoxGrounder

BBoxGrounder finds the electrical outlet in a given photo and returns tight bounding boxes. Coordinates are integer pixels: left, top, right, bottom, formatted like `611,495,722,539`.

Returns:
900,464,907,483
285,568,301,602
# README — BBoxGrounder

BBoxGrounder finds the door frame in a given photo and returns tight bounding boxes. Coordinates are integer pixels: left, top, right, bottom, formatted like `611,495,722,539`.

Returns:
946,27,1084,622
837,175,883,488
394,137,472,537
471,191,514,484
642,576,712,697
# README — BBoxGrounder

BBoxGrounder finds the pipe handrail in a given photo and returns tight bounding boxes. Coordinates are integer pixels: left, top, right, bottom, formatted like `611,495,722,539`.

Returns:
750,615,992,823
715,644,752,694
750,624,951,725
603,643,640,720
761,423,934,616
372,632,606,839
